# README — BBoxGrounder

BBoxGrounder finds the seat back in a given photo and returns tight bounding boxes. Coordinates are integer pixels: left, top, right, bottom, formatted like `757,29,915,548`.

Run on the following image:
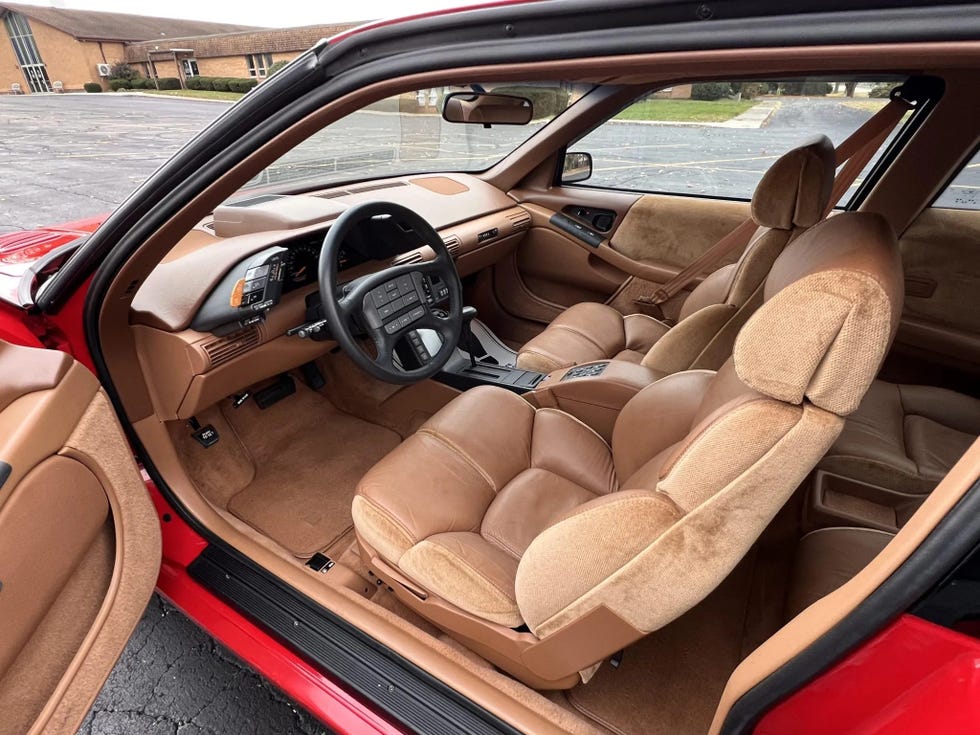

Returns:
640,135,836,374
516,213,902,652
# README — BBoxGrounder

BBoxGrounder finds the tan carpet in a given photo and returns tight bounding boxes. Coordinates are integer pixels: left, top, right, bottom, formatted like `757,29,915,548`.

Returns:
565,556,756,735
222,381,400,557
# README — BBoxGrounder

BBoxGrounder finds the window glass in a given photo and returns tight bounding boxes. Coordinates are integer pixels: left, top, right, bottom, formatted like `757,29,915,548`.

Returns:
934,151,979,209
570,79,909,203
239,82,592,192
246,53,273,78
181,59,199,77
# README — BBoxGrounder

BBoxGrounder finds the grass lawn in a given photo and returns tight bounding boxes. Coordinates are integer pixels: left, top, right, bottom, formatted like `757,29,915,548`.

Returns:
615,98,756,123
140,89,244,101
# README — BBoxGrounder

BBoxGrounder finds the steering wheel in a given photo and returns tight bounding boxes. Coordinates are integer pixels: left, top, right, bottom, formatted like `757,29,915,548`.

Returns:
318,201,463,384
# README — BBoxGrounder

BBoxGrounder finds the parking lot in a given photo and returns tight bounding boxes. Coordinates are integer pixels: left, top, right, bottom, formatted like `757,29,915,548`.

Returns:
1,89,973,735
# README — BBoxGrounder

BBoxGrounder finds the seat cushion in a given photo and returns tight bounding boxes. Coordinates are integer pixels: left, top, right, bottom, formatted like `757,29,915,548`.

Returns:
515,302,669,373
353,386,617,627
785,527,893,619
820,380,980,493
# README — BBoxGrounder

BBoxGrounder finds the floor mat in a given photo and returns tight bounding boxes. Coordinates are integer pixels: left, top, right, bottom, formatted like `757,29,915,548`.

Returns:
565,557,755,735
223,381,400,557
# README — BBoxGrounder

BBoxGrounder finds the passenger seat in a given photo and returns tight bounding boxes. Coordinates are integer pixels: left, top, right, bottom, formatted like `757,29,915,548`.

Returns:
819,380,980,495
785,527,894,618
515,135,836,374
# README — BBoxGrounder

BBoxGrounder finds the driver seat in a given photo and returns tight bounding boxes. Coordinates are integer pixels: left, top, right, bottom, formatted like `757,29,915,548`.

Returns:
352,212,902,689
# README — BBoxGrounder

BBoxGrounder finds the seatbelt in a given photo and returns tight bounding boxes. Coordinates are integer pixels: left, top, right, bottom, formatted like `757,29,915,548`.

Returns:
639,91,915,307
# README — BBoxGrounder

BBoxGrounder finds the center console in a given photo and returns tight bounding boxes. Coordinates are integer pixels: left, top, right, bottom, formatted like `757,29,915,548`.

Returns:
528,360,665,441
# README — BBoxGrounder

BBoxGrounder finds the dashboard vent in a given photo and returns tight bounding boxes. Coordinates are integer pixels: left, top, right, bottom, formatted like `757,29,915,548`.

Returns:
393,250,423,266
315,181,409,199
201,328,260,368
348,181,409,195
443,235,461,258
507,209,532,231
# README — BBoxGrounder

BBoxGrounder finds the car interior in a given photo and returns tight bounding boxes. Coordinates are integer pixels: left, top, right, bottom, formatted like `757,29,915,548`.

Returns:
5,39,979,735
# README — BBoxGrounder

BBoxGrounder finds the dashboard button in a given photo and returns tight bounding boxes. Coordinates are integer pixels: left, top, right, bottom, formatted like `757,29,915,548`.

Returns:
396,274,414,292
389,296,406,313
371,287,390,308
398,314,413,328
384,321,400,335
409,306,425,321
403,290,420,305
378,303,395,319
385,280,399,292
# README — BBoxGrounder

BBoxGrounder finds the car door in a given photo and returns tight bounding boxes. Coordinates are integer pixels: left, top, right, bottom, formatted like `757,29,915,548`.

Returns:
0,338,160,735
500,77,905,327
884,152,980,391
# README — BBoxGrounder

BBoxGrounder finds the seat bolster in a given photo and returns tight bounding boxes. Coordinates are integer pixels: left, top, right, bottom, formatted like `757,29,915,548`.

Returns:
422,385,535,490
785,527,893,619
612,370,715,480
640,303,738,374
678,263,739,321
400,532,523,628
532,408,617,496
622,313,670,352
516,303,628,373
515,489,682,636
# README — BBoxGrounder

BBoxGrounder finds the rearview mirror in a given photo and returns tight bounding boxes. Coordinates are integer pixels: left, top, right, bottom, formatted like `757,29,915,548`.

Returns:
561,151,593,183
442,92,533,127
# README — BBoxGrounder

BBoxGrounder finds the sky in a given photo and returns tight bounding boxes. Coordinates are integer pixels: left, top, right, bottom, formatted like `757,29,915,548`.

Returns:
12,0,498,27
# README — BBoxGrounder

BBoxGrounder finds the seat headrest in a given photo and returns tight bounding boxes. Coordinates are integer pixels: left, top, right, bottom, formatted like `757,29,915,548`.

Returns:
750,135,835,230
732,213,902,415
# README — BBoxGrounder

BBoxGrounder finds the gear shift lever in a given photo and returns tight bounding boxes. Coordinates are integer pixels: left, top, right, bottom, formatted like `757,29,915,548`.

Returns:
460,306,479,368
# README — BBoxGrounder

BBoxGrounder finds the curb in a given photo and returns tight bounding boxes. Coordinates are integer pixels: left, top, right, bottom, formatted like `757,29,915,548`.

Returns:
118,91,237,104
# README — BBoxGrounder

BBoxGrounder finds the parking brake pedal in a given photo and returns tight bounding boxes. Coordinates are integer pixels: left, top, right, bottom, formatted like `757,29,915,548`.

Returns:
187,417,219,448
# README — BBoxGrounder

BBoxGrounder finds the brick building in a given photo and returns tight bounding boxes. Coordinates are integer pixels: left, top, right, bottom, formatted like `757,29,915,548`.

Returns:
0,2,358,94
123,24,358,84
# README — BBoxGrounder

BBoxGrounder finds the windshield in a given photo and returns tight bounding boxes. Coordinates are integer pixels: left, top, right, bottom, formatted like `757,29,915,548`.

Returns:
241,82,593,192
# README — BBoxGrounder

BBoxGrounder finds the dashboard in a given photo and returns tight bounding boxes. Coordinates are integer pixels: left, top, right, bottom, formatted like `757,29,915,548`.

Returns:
128,173,533,420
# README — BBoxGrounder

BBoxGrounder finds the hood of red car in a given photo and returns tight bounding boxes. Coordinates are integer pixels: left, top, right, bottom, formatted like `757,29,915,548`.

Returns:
0,215,108,306
0,216,107,267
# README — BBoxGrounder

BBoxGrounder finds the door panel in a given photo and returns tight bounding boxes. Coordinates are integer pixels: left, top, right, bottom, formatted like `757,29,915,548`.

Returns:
0,340,160,735
885,207,980,385
499,188,750,327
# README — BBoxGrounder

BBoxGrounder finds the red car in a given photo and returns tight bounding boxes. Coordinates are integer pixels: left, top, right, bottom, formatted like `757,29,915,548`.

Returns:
2,2,979,734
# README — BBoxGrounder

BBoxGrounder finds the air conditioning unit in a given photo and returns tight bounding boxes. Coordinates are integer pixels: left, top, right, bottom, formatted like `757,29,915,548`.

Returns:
96,63,112,77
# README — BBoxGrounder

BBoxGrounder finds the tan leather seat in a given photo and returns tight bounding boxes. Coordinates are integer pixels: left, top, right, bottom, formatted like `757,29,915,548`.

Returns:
516,136,836,375
820,380,980,494
785,527,893,619
353,212,902,689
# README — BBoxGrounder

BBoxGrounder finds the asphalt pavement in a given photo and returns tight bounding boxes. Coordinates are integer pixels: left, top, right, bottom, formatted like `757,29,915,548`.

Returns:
0,90,973,735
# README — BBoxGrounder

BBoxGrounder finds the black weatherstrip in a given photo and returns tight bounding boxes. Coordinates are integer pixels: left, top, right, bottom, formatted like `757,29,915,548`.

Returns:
188,545,521,735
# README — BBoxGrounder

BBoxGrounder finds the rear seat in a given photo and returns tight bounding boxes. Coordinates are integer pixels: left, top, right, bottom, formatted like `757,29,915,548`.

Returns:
819,379,980,495
785,527,894,618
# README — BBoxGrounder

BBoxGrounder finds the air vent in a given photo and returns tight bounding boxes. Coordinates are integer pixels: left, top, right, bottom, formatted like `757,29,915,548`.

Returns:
443,235,461,258
507,209,532,231
348,181,409,195
393,250,423,265
201,328,259,368
316,190,349,199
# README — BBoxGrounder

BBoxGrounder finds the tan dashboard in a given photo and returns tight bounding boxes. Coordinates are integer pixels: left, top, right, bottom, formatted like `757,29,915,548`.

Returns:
129,173,531,420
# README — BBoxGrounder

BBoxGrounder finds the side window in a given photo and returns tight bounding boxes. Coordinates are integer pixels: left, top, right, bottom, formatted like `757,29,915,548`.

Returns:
933,151,979,209
568,79,908,202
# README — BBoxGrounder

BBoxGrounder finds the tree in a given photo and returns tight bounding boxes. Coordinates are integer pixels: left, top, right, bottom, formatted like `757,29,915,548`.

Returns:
266,60,289,77
109,63,139,81
844,81,858,97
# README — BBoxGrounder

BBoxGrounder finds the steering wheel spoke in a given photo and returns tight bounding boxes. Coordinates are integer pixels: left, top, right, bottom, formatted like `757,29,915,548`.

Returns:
318,202,463,385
